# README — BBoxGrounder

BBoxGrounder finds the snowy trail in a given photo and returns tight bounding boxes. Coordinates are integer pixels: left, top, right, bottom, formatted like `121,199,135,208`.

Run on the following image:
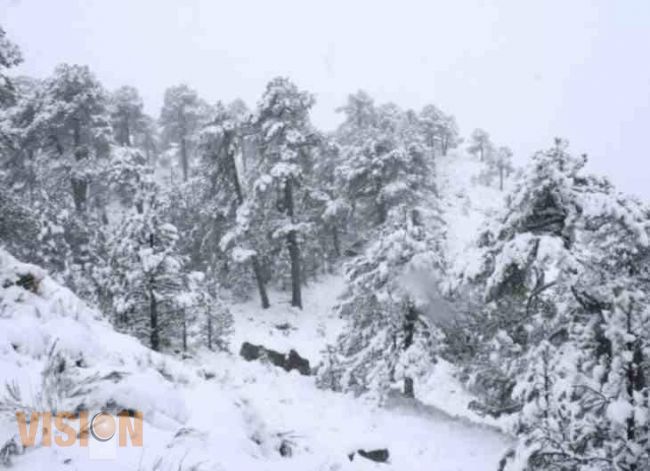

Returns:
184,354,511,471
188,273,511,470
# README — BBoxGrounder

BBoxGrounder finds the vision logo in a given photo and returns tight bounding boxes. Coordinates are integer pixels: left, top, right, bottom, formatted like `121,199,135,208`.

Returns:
16,410,143,457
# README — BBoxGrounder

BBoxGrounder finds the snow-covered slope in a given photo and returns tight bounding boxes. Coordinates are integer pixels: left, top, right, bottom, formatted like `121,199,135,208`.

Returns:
437,150,510,281
0,249,510,470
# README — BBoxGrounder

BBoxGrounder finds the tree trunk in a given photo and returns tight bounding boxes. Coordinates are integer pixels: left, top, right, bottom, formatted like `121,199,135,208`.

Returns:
403,303,417,398
180,136,188,181
207,314,213,350
149,284,159,351
228,135,270,309
182,311,187,352
499,165,504,191
71,119,88,213
124,116,131,147
148,234,160,351
331,225,341,258
284,178,302,309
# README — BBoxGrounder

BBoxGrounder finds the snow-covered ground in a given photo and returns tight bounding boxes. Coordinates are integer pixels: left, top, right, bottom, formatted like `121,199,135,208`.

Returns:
436,151,509,281
0,227,511,470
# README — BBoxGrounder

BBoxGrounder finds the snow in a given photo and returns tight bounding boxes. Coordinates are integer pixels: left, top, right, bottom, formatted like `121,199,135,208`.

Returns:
0,249,511,470
436,150,509,283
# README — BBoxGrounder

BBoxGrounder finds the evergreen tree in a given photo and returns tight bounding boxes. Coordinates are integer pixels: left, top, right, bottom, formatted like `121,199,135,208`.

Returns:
318,204,445,402
467,128,492,162
200,102,271,308
108,187,184,351
250,77,317,309
159,84,209,182
319,107,445,401
418,104,460,157
0,26,22,108
110,85,146,147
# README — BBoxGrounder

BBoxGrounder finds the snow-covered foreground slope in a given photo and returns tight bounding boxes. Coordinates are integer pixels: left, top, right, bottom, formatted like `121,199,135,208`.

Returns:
0,250,510,470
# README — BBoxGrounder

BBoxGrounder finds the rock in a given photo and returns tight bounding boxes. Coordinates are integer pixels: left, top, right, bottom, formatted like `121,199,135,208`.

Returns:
279,439,293,457
240,342,263,361
286,349,310,375
239,342,311,376
349,448,390,463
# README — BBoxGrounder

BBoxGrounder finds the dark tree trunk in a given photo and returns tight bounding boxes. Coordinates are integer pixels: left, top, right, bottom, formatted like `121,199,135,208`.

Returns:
403,303,417,398
499,165,504,191
124,116,131,147
625,305,645,451
284,178,302,309
182,311,187,352
331,225,341,258
148,234,160,351
252,256,270,309
207,314,213,350
71,178,88,213
180,136,188,181
71,121,88,213
149,284,159,351
227,135,270,309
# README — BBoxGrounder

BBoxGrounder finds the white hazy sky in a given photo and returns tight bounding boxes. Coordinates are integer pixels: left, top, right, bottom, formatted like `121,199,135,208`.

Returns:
1,0,649,198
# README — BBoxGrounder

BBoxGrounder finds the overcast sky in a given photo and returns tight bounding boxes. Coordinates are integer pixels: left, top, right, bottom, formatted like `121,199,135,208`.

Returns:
1,0,649,198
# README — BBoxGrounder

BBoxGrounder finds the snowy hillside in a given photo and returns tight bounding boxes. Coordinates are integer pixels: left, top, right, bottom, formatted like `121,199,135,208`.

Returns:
0,249,511,470
436,150,510,280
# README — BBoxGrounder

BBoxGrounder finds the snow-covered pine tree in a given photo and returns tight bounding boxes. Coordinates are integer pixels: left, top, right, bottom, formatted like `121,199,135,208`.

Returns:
200,102,271,308
308,137,350,267
467,128,492,162
317,204,445,403
108,185,185,351
159,84,210,182
335,96,431,230
318,105,445,402
418,104,460,158
0,26,22,107
109,85,146,147
467,139,650,470
249,77,317,309
526,189,650,470
463,139,587,420
178,271,233,352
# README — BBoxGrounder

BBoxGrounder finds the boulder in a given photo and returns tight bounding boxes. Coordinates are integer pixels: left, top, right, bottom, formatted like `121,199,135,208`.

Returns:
239,342,311,376
348,448,390,463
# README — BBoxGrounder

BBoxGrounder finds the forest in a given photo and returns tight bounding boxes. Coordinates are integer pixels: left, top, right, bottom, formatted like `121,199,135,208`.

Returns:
1,21,649,471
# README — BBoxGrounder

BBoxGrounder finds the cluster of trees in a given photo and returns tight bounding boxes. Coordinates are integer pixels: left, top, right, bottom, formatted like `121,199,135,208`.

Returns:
467,128,514,190
0,28,459,363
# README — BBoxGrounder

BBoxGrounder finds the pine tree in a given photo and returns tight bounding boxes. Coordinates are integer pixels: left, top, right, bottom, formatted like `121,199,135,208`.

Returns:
250,77,317,309
319,106,445,401
468,139,650,470
467,128,492,162
38,64,113,213
318,204,445,402
200,102,270,308
110,85,146,147
108,187,185,351
0,26,22,108
418,105,460,157
159,84,209,182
